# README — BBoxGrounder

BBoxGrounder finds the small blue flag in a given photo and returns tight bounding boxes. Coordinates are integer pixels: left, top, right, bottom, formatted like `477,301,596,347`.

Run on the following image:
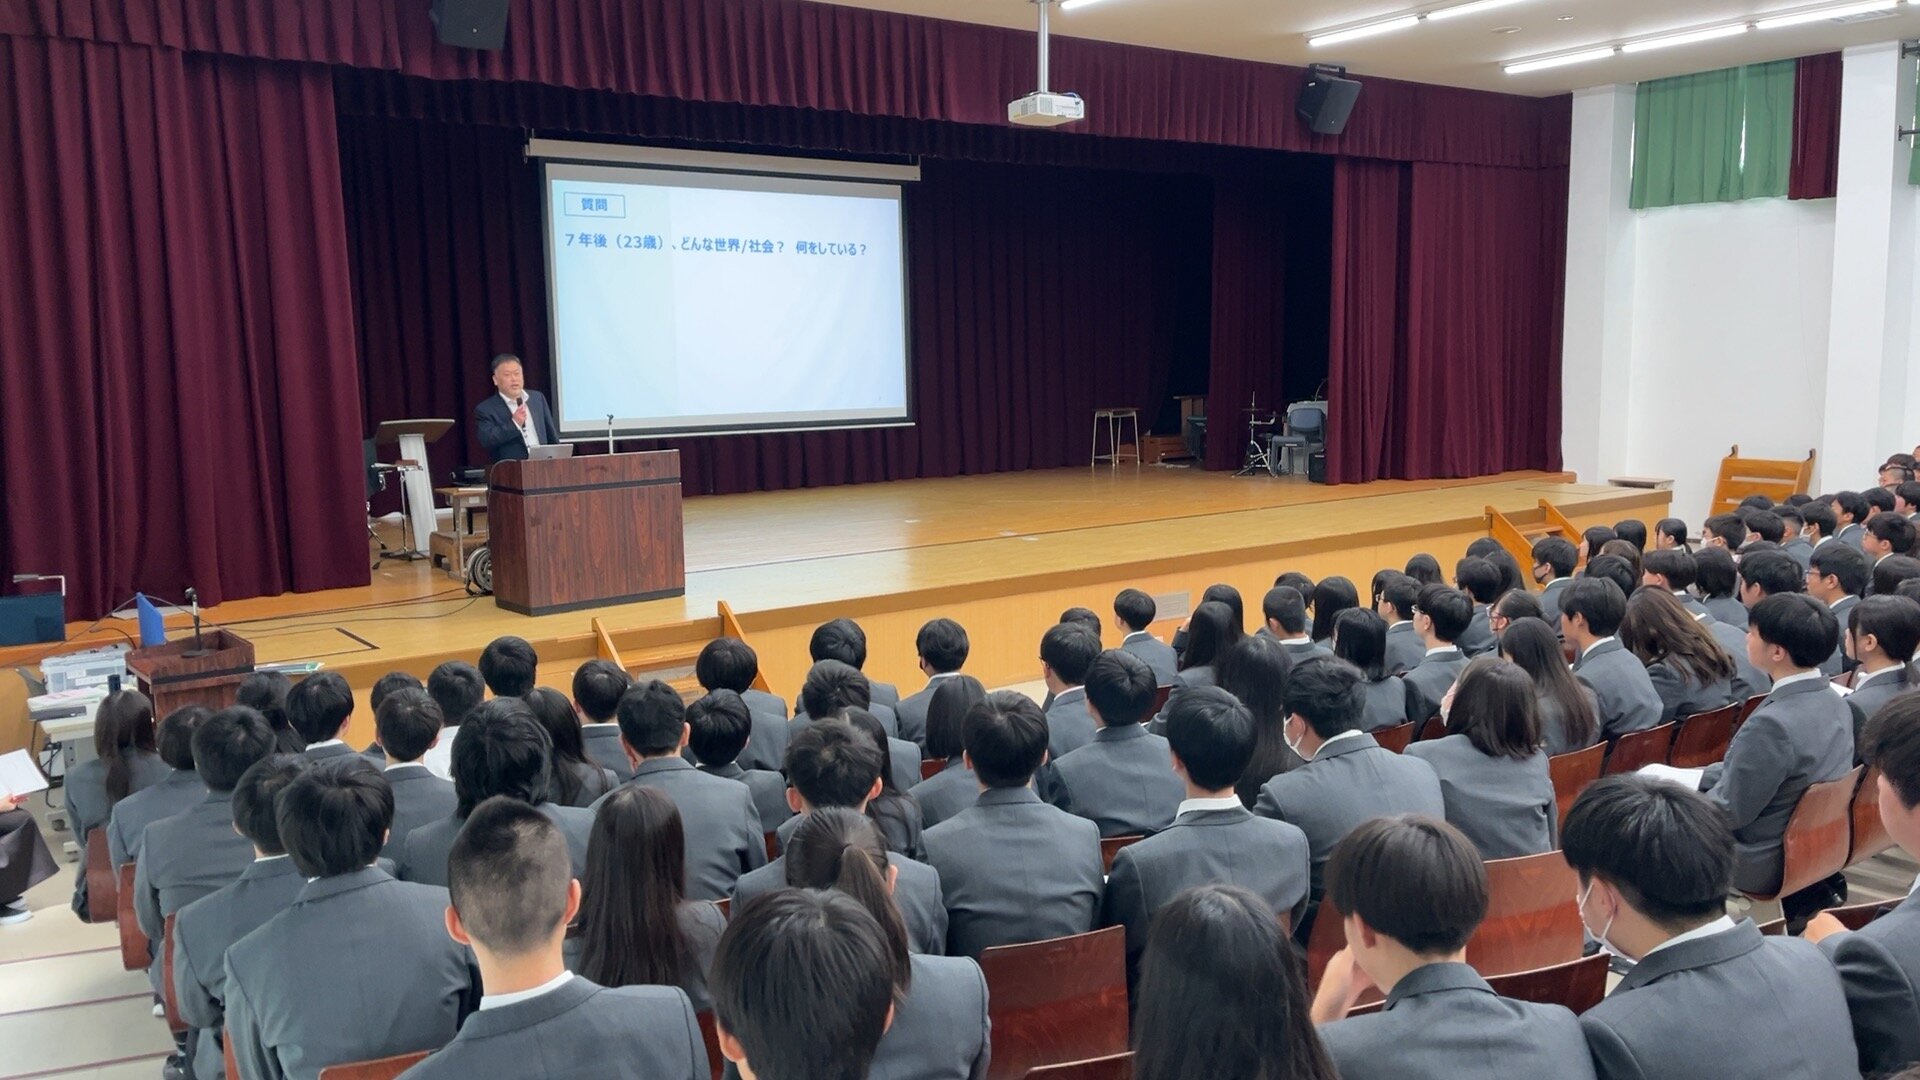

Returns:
134,593,167,648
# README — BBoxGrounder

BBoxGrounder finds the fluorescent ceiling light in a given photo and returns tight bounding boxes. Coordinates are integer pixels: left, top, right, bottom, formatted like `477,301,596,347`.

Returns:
1058,0,1111,11
1426,0,1532,21
1308,15,1421,47
1620,23,1750,52
1504,46,1617,74
1755,0,1900,30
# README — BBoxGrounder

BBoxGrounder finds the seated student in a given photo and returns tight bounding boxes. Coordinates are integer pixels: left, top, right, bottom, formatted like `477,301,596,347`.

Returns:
64,690,166,915
285,672,357,764
1407,659,1555,859
1398,585,1472,725
779,810,990,1080
1309,577,1361,649
1040,650,1185,836
1804,500,1842,553
734,720,946,955
1404,553,1445,587
893,618,971,749
1744,508,1788,548
106,706,210,870
1694,545,1750,631
1059,606,1103,637
364,672,424,761
1375,573,1427,676
797,662,919,791
1776,505,1814,571
694,638,790,773
397,698,594,887
1843,596,1920,753
1619,588,1737,724
1874,554,1920,598
1701,594,1854,911
1262,586,1334,665
1132,885,1337,1080
1562,578,1663,739
908,675,986,829
1333,609,1409,733
1115,588,1179,685
1311,818,1595,1080
1810,543,1871,676
924,692,1103,957
402,798,708,1080
801,617,901,711
1614,519,1649,551
1599,539,1645,582
1487,589,1542,641
1702,512,1750,552
1866,512,1918,565
1221,636,1301,805
1641,549,1709,619
1036,622,1103,759
1582,525,1618,565
1501,619,1602,757
1103,687,1311,972
1582,553,1639,602
712,890,896,1080
842,709,926,860
1897,479,1920,519
422,660,487,781
1565,776,1858,1080
374,689,456,858
1171,599,1240,698
226,762,480,1080
1531,536,1580,636
1653,517,1691,552
237,671,304,754
526,687,619,808
1254,657,1444,910
686,690,791,832
0,791,53,927
173,756,311,1080
1276,570,1318,602
1868,486,1900,517
480,634,539,697
1830,490,1871,550
1806,696,1920,1075
572,659,634,781
1451,557,1502,658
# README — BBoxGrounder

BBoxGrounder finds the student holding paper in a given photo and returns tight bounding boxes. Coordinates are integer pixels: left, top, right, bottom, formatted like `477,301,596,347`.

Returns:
0,753,59,924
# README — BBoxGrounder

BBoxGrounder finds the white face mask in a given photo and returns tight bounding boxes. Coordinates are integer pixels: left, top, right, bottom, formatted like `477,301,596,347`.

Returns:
1284,718,1305,761
1578,880,1622,959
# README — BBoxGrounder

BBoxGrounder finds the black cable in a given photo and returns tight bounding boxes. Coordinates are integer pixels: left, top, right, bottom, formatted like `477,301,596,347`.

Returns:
240,595,486,634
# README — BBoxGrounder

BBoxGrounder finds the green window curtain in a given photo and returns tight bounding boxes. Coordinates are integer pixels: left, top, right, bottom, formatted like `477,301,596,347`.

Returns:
1740,60,1795,200
1631,61,1795,209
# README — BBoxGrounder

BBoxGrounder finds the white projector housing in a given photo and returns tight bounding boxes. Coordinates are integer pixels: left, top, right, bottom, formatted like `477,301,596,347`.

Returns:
1008,91,1085,127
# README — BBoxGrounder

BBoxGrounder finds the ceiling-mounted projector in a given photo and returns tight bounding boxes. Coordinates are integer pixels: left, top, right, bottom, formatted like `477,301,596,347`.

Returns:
1008,0,1087,128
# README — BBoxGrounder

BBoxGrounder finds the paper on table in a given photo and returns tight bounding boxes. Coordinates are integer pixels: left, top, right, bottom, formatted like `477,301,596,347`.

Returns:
1639,763,1707,789
0,749,49,798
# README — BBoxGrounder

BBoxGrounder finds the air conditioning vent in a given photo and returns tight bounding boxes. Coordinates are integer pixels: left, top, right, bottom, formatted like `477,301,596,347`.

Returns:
1832,8,1899,21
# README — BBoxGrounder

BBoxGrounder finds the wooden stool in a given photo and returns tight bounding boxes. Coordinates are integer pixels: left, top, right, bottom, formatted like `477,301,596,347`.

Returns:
1091,409,1140,467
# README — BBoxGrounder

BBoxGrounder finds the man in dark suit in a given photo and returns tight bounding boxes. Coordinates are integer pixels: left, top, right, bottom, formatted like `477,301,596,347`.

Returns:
1375,574,1426,676
694,638,792,772
1563,577,1663,739
1311,817,1595,1079
1399,585,1472,725
1040,650,1184,837
1452,556,1502,658
686,690,792,834
1530,536,1579,637
1842,596,1918,753
399,798,708,1079
1566,776,1858,1079
474,353,560,463
1114,588,1179,685
571,659,634,781
924,692,1103,957
1037,623,1103,760
1810,544,1870,676
226,763,480,1080
893,618,971,749
1261,586,1334,665
285,672,358,765
374,690,458,858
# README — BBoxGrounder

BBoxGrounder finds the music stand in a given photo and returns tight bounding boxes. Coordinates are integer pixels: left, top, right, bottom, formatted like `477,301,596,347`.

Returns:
373,419,456,557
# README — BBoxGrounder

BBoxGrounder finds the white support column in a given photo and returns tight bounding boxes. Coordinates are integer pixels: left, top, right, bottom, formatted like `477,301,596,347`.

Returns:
1560,85,1638,486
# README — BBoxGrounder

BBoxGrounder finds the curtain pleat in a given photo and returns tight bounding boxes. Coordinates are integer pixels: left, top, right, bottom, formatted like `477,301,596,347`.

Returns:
1631,61,1794,209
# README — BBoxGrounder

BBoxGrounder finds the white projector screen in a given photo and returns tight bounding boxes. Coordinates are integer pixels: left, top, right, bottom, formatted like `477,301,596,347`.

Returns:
540,154,913,438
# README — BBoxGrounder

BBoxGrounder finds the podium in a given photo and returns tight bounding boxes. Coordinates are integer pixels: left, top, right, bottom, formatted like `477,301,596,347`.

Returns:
126,630,256,719
374,419,456,554
488,451,686,615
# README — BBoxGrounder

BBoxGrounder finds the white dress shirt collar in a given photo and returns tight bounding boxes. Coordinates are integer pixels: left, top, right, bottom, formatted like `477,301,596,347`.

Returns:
1856,666,1905,690
305,739,345,751
480,971,575,1011
1176,795,1245,817
1311,729,1369,760
1278,635,1313,646
500,392,539,447
1771,669,1827,692
1122,631,1155,645
1425,645,1458,657
1581,636,1619,660
1644,915,1737,958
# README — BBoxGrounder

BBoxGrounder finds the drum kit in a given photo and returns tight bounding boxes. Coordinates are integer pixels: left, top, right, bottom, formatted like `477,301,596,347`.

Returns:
1234,394,1281,477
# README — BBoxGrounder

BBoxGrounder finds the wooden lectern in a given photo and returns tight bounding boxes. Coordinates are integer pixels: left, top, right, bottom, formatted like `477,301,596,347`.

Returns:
488,451,686,615
126,630,256,718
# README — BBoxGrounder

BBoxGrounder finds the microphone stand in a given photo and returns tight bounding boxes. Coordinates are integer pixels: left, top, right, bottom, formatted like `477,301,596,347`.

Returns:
607,414,616,456
182,587,208,658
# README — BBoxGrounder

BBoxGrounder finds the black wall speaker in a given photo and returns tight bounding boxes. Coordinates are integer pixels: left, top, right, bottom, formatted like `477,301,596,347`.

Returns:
431,0,511,50
1297,65,1363,136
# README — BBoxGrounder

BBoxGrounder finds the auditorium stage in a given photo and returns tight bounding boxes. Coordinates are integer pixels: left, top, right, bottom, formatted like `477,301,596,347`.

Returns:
23,468,1669,747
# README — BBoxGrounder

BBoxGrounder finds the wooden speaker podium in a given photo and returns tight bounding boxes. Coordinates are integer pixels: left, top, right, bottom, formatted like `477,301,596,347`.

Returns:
488,451,686,616
126,630,256,718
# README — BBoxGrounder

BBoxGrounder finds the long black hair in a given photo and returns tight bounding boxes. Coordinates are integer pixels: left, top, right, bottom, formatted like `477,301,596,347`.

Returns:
1181,600,1242,672
1219,635,1297,807
1308,577,1359,645
525,686,594,806
1500,618,1597,750
577,786,694,991
93,690,155,803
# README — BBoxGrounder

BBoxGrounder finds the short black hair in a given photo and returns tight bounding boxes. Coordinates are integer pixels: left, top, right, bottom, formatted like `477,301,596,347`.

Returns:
1114,588,1157,632
1897,481,1920,510
1867,488,1898,514
1379,574,1421,622
1852,595,1920,663
1404,554,1444,587
1641,549,1696,591
1739,494,1777,512
1702,513,1749,549
277,758,395,879
231,755,310,855
800,659,873,719
1561,775,1733,928
1060,607,1103,636
1874,555,1920,599
1811,543,1871,598
479,636,539,697
1561,577,1627,638
1531,537,1578,579
191,707,277,793
686,690,753,767
1274,571,1316,597
916,618,970,673
1613,520,1648,551
1165,686,1255,792
449,796,574,957
1582,555,1638,601
1864,695,1920,808
369,671,423,716
1802,502,1838,538
1868,513,1918,556
615,680,687,757
1262,586,1309,635
1331,608,1388,680
1693,546,1737,599
1415,585,1472,643
375,688,444,763
157,705,209,772
1776,505,1804,531
1083,650,1155,727
1750,593,1839,669
713,890,895,1080
1739,550,1804,597
963,691,1050,788
285,672,354,745
808,618,870,669
428,660,487,725
1655,518,1690,548
1454,557,1502,605
784,719,884,809
490,352,523,374
1325,816,1487,955
451,697,554,817
1284,656,1365,739
1743,510,1786,544
697,638,760,694
1040,623,1101,686
571,659,631,722
1832,490,1871,524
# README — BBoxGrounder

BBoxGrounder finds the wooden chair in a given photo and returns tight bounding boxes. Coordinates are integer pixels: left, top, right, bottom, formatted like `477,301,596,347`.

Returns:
316,1051,431,1080
763,831,780,862
1486,952,1610,1015
1549,744,1606,826
1602,722,1677,776
1302,908,1384,1009
921,758,945,782
1464,850,1585,977
224,1028,238,1080
1418,716,1447,742
117,862,149,970
1150,685,1172,715
84,829,116,923
162,914,188,1035
1100,835,1143,875
1826,900,1892,932
1758,917,1787,936
1849,766,1894,866
1708,444,1815,518
696,1012,723,1080
1745,766,1865,903
978,927,1128,1080
715,898,730,920
1024,1053,1134,1080
1669,704,1740,769
1372,720,1417,754
1735,694,1766,726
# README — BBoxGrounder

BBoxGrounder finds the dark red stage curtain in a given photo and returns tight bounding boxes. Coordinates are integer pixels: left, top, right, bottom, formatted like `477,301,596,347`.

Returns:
1326,160,1566,484
1205,178,1292,473
2,0,1568,170
1790,53,1842,201
0,37,365,616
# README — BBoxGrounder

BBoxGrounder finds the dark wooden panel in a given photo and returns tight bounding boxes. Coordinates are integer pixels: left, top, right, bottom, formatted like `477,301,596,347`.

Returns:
316,1051,432,1080
490,452,686,615
979,927,1128,1080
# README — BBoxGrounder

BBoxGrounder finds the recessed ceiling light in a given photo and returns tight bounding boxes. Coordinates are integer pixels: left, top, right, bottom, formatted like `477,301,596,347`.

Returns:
1058,0,1110,10
1307,14,1421,47
1504,45,1617,74
1620,23,1750,53
1426,0,1531,22
1556,14,1575,20
1493,24,1523,33
1755,0,1900,30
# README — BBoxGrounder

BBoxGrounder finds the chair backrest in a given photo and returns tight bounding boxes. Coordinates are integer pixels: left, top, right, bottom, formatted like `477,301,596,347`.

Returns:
1828,900,1892,933
1373,720,1417,754
1668,704,1740,769
1417,716,1447,742
84,829,117,923
1709,445,1816,518
1485,952,1611,1016
763,831,780,862
1753,765,1864,902
1849,765,1894,866
1603,722,1677,776
317,1051,432,1080
1757,917,1787,936
978,927,1128,1080
1549,744,1606,826
696,1012,723,1080
1150,685,1172,715
714,897,730,920
1024,1053,1135,1080
1287,404,1326,438
162,914,187,1035
117,862,149,970
1464,850,1585,976
1100,836,1144,876
921,758,945,782
1735,694,1766,725
224,1028,238,1080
